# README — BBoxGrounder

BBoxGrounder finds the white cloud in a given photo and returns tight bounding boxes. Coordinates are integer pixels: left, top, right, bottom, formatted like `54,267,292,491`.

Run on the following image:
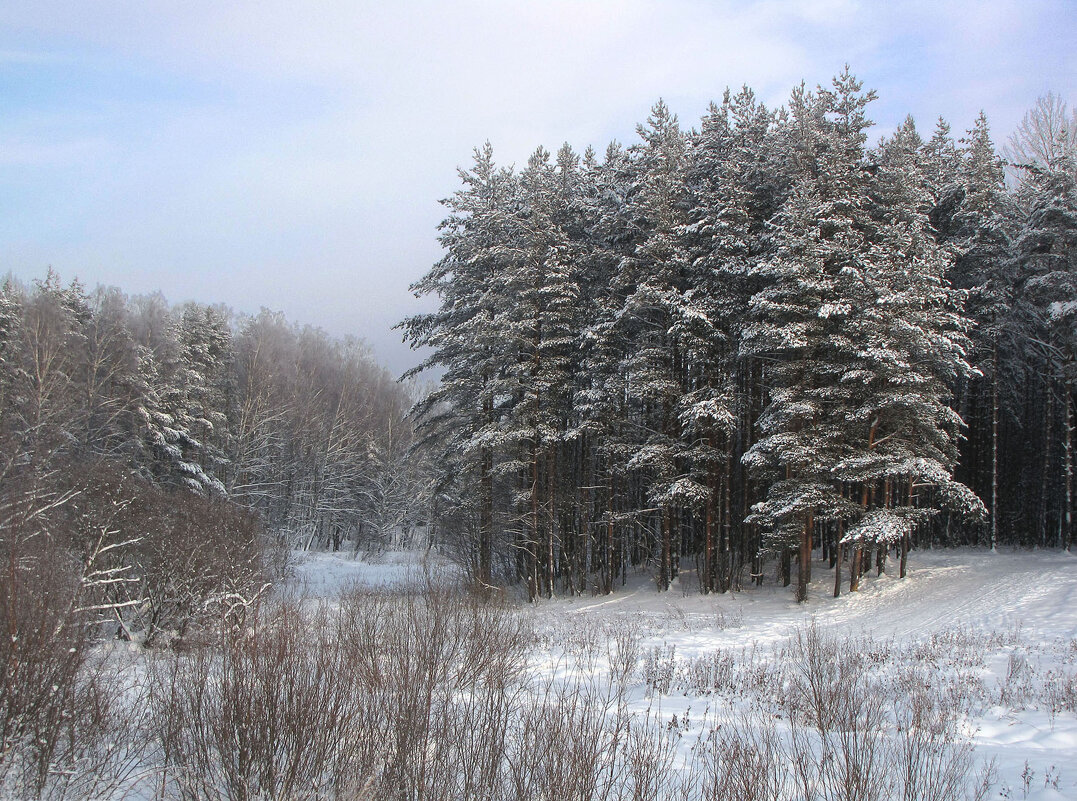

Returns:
0,0,1073,371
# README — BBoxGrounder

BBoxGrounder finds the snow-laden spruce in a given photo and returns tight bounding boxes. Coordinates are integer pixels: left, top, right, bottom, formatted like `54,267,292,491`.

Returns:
401,75,1076,600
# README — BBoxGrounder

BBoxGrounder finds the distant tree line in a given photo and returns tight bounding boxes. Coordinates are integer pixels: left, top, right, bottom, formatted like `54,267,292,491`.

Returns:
403,70,1077,600
0,275,429,551
0,276,427,641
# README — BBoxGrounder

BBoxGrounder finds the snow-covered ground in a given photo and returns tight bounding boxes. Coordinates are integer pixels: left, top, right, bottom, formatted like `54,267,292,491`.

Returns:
288,547,456,596
542,549,1077,800
541,548,1077,644
297,547,1077,800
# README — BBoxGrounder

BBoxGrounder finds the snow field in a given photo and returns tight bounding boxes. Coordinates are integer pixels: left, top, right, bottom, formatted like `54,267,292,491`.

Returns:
290,547,1077,798
273,547,1077,798
511,549,1077,799
22,547,1071,799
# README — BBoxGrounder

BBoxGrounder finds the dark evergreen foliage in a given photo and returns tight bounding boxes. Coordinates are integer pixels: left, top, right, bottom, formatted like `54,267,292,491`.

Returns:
404,75,1076,600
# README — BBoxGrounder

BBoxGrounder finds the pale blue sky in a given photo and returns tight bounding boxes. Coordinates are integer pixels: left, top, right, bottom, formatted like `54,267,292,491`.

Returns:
1,0,1073,372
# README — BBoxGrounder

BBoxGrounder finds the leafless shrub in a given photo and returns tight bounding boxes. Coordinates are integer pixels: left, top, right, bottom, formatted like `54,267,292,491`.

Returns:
783,623,873,734
787,681,893,801
912,627,1020,671
778,625,987,801
117,489,269,646
609,628,642,685
52,463,271,647
680,650,738,697
48,574,1016,801
148,600,368,801
1041,666,1077,724
892,667,976,801
740,643,785,701
0,537,86,796
997,649,1036,709
0,468,148,799
1,644,148,800
663,605,691,631
337,578,530,798
418,672,519,800
644,644,678,696
907,632,1077,724
556,617,605,671
621,711,680,801
713,606,744,630
504,677,629,801
695,713,789,801
971,758,999,801
149,576,532,801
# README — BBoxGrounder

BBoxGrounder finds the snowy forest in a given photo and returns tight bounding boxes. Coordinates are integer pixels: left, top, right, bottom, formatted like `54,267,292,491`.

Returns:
403,71,1077,602
3,71,1074,622
0,275,432,636
2,67,1077,801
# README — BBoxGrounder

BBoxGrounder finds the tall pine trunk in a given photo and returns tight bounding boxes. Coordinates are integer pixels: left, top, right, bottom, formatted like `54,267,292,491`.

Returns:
850,480,871,592
1064,381,1073,551
900,479,912,579
1039,379,1053,547
796,511,812,602
833,528,844,599
991,342,999,552
605,472,615,595
547,449,556,598
723,447,733,592
658,507,672,592
704,490,714,595
479,444,493,591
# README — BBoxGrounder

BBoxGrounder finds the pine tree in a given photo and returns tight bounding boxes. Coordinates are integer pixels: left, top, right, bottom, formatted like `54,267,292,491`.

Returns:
616,100,690,591
744,69,982,600
150,305,230,495
572,141,637,594
397,73,1072,593
743,77,862,602
402,143,519,588
837,113,984,578
922,118,964,241
515,145,580,596
1014,148,1077,549
948,113,1015,549
674,88,767,591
